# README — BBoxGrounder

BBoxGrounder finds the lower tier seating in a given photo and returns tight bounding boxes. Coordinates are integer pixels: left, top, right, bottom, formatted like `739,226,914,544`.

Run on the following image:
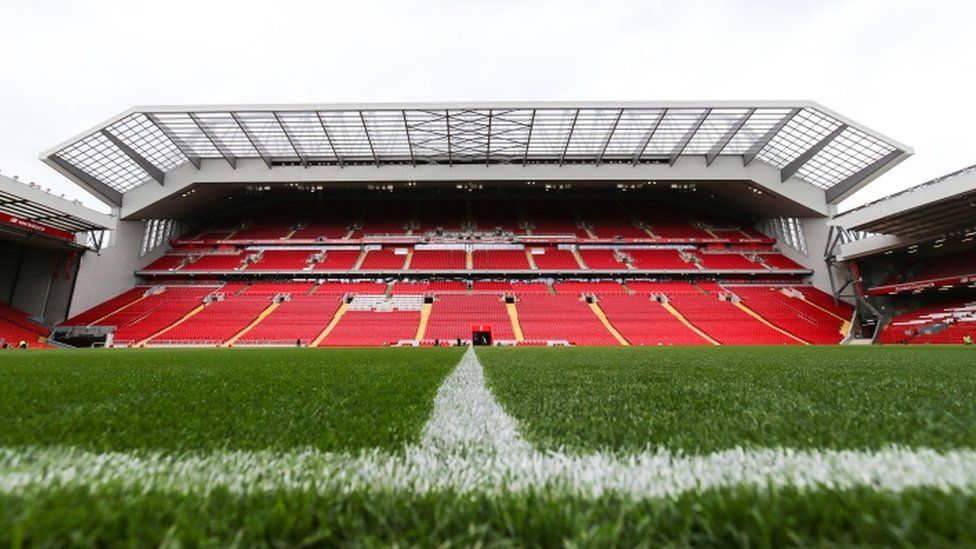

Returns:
63,280,855,347
879,296,976,344
425,295,515,342
0,302,51,347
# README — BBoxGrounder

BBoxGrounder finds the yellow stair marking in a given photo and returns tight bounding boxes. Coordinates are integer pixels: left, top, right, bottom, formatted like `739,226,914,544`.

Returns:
524,249,538,270
352,249,369,270
733,301,810,345
583,226,598,239
415,301,433,341
787,291,852,336
137,302,208,347
571,248,589,269
643,227,659,238
312,302,349,347
223,301,280,347
506,301,524,341
403,249,414,270
89,291,152,326
588,301,629,346
660,300,720,345
343,228,356,239
466,249,474,270
797,296,850,322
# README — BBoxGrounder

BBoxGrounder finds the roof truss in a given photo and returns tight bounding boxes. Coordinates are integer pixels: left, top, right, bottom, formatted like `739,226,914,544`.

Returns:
44,103,909,202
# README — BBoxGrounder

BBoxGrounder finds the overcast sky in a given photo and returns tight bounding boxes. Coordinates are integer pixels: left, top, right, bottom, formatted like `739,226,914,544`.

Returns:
0,0,972,213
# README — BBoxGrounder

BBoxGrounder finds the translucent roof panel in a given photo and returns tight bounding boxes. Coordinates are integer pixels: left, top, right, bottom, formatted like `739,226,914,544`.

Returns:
44,102,909,198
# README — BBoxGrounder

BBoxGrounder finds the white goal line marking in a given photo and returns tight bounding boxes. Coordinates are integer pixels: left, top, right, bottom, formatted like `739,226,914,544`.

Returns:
1,348,975,499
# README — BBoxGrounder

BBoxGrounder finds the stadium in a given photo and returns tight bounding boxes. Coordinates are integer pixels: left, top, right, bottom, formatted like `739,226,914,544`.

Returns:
2,101,976,546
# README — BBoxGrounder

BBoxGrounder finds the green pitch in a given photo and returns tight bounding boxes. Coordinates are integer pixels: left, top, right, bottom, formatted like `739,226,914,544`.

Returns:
0,346,974,547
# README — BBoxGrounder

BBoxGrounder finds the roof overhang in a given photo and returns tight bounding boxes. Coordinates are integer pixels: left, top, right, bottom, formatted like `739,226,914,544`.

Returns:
0,174,115,235
42,101,911,208
836,164,976,242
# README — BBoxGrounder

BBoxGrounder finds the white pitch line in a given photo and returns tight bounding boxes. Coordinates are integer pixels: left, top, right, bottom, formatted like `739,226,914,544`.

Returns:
1,348,976,499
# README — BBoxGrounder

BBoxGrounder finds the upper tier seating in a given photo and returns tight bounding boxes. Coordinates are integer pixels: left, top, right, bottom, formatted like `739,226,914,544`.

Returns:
472,250,531,270
143,255,189,271
359,248,408,270
760,253,805,270
515,294,618,345
596,294,709,345
697,252,760,270
531,249,581,270
425,295,515,342
312,250,361,271
290,202,359,240
247,250,315,271
183,253,244,271
410,250,466,270
578,249,626,270
521,200,589,238
231,208,296,240
627,249,694,270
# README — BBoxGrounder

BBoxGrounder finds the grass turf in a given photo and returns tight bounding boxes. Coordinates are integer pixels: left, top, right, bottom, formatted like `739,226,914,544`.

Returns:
479,345,976,453
3,487,975,547
2,345,976,546
0,348,461,452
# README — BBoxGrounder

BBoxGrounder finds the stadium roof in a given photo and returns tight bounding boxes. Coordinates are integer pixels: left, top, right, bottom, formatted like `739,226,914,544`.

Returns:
0,173,113,234
837,163,976,241
42,101,911,207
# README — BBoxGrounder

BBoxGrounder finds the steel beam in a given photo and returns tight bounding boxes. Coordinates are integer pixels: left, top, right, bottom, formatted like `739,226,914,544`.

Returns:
358,112,380,168
48,156,123,206
595,109,624,166
743,108,801,166
485,109,493,166
100,129,165,185
825,149,905,203
316,112,344,167
705,109,754,166
668,109,711,166
522,109,536,167
272,112,308,168
187,113,237,169
146,113,201,169
445,110,453,166
401,111,415,167
780,124,848,182
230,112,273,169
632,109,667,166
559,109,581,167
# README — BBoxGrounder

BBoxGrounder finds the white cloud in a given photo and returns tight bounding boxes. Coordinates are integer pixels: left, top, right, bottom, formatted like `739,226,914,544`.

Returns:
0,0,973,211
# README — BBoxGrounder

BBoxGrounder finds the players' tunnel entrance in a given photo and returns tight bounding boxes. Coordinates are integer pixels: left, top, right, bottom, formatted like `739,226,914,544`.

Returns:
472,324,492,346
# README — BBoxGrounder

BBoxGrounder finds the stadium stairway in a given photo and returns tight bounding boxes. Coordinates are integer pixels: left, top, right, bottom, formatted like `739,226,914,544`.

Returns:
732,300,810,345
659,299,720,345
415,301,433,341
587,301,629,346
137,301,209,347
506,301,525,342
311,302,350,346
223,300,281,347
